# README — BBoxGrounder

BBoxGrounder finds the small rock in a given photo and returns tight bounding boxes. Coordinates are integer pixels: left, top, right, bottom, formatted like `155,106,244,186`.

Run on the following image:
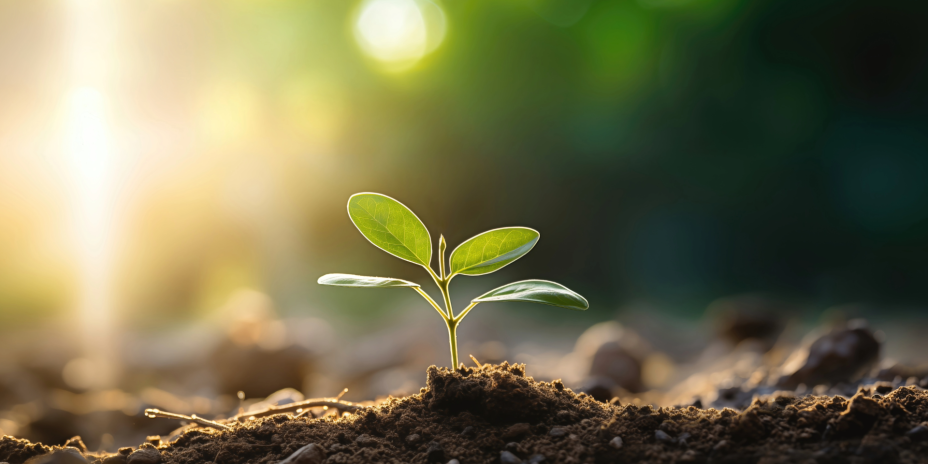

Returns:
460,426,474,437
691,398,703,409
655,430,673,443
127,449,161,464
906,425,928,442
426,442,445,463
406,434,421,444
527,455,546,464
278,444,326,464
502,423,531,439
779,323,880,388
589,341,643,392
504,442,521,453
26,449,87,464
822,424,835,440
609,436,623,449
578,376,616,402
676,432,691,445
446,460,460,464
355,434,374,447
102,455,127,464
500,451,522,464
549,427,566,438
680,450,698,462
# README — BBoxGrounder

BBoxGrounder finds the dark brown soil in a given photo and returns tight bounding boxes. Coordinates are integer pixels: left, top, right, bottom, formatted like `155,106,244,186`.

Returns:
4,363,928,464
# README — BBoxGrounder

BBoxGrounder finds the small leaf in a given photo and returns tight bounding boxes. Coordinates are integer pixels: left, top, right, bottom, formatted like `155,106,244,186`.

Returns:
348,193,432,267
472,280,588,310
449,227,539,277
317,273,420,288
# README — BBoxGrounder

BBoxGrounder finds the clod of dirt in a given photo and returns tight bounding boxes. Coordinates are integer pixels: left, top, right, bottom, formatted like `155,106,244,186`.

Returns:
5,363,928,464
779,323,881,388
711,294,787,349
278,443,325,464
588,342,643,393
125,447,160,464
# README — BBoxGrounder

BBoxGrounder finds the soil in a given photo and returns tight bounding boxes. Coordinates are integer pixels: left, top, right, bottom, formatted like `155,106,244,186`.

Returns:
4,363,928,464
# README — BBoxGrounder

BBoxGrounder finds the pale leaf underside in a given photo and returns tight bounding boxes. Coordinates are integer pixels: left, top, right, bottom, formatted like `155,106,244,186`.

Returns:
473,279,588,310
317,273,420,288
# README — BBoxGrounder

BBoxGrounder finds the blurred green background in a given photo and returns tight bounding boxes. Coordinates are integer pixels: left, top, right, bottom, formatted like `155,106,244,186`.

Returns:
0,0,927,329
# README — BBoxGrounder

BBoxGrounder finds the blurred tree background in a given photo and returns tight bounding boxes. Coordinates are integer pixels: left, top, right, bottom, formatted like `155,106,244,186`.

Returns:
0,0,927,330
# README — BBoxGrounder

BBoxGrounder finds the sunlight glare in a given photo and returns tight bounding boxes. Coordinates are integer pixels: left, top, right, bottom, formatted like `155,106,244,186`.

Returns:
354,0,446,71
65,86,116,389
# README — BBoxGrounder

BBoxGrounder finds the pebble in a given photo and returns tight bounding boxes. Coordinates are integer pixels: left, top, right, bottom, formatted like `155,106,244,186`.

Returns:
127,449,161,464
278,444,326,464
446,460,460,464
426,442,445,463
27,449,87,464
499,451,522,464
589,341,643,392
779,324,880,388
609,436,623,449
527,455,546,464
460,426,475,437
907,425,928,442
355,434,374,447
502,423,531,439
578,376,615,403
505,442,521,453
655,430,673,443
406,434,421,444
548,427,566,438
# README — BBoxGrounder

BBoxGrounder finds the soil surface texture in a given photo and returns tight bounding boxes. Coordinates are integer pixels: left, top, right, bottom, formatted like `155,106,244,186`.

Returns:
4,363,928,464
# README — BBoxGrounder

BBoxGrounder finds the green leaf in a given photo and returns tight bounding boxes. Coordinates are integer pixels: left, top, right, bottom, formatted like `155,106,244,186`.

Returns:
449,227,539,277
472,280,588,310
317,273,420,288
347,193,432,266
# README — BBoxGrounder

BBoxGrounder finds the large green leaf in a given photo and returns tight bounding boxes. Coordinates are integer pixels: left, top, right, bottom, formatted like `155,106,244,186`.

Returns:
449,227,539,277
318,273,420,288
472,280,588,310
348,193,432,266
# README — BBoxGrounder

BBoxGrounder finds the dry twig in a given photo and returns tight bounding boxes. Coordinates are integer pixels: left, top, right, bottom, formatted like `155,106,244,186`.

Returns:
144,409,231,431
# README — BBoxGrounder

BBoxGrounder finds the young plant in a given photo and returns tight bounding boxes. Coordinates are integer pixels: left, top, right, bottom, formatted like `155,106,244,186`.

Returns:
318,192,588,368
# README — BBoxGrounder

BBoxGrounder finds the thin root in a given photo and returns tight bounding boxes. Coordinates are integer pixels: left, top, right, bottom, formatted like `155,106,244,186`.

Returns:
144,409,231,431
230,397,363,422
469,354,483,368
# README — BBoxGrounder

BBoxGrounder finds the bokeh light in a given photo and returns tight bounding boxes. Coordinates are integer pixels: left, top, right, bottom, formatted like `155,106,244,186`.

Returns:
353,0,446,70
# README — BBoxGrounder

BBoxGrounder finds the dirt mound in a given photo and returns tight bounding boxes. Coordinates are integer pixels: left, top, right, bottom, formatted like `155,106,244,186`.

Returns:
4,363,928,464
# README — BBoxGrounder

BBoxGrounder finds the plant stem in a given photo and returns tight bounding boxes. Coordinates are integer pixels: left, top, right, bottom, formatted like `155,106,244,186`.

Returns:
446,318,459,369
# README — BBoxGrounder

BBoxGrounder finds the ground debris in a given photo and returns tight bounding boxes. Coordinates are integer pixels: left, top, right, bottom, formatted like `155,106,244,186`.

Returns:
4,364,928,464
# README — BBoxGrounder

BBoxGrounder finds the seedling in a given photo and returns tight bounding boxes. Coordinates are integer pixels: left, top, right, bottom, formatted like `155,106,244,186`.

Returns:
318,193,589,368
